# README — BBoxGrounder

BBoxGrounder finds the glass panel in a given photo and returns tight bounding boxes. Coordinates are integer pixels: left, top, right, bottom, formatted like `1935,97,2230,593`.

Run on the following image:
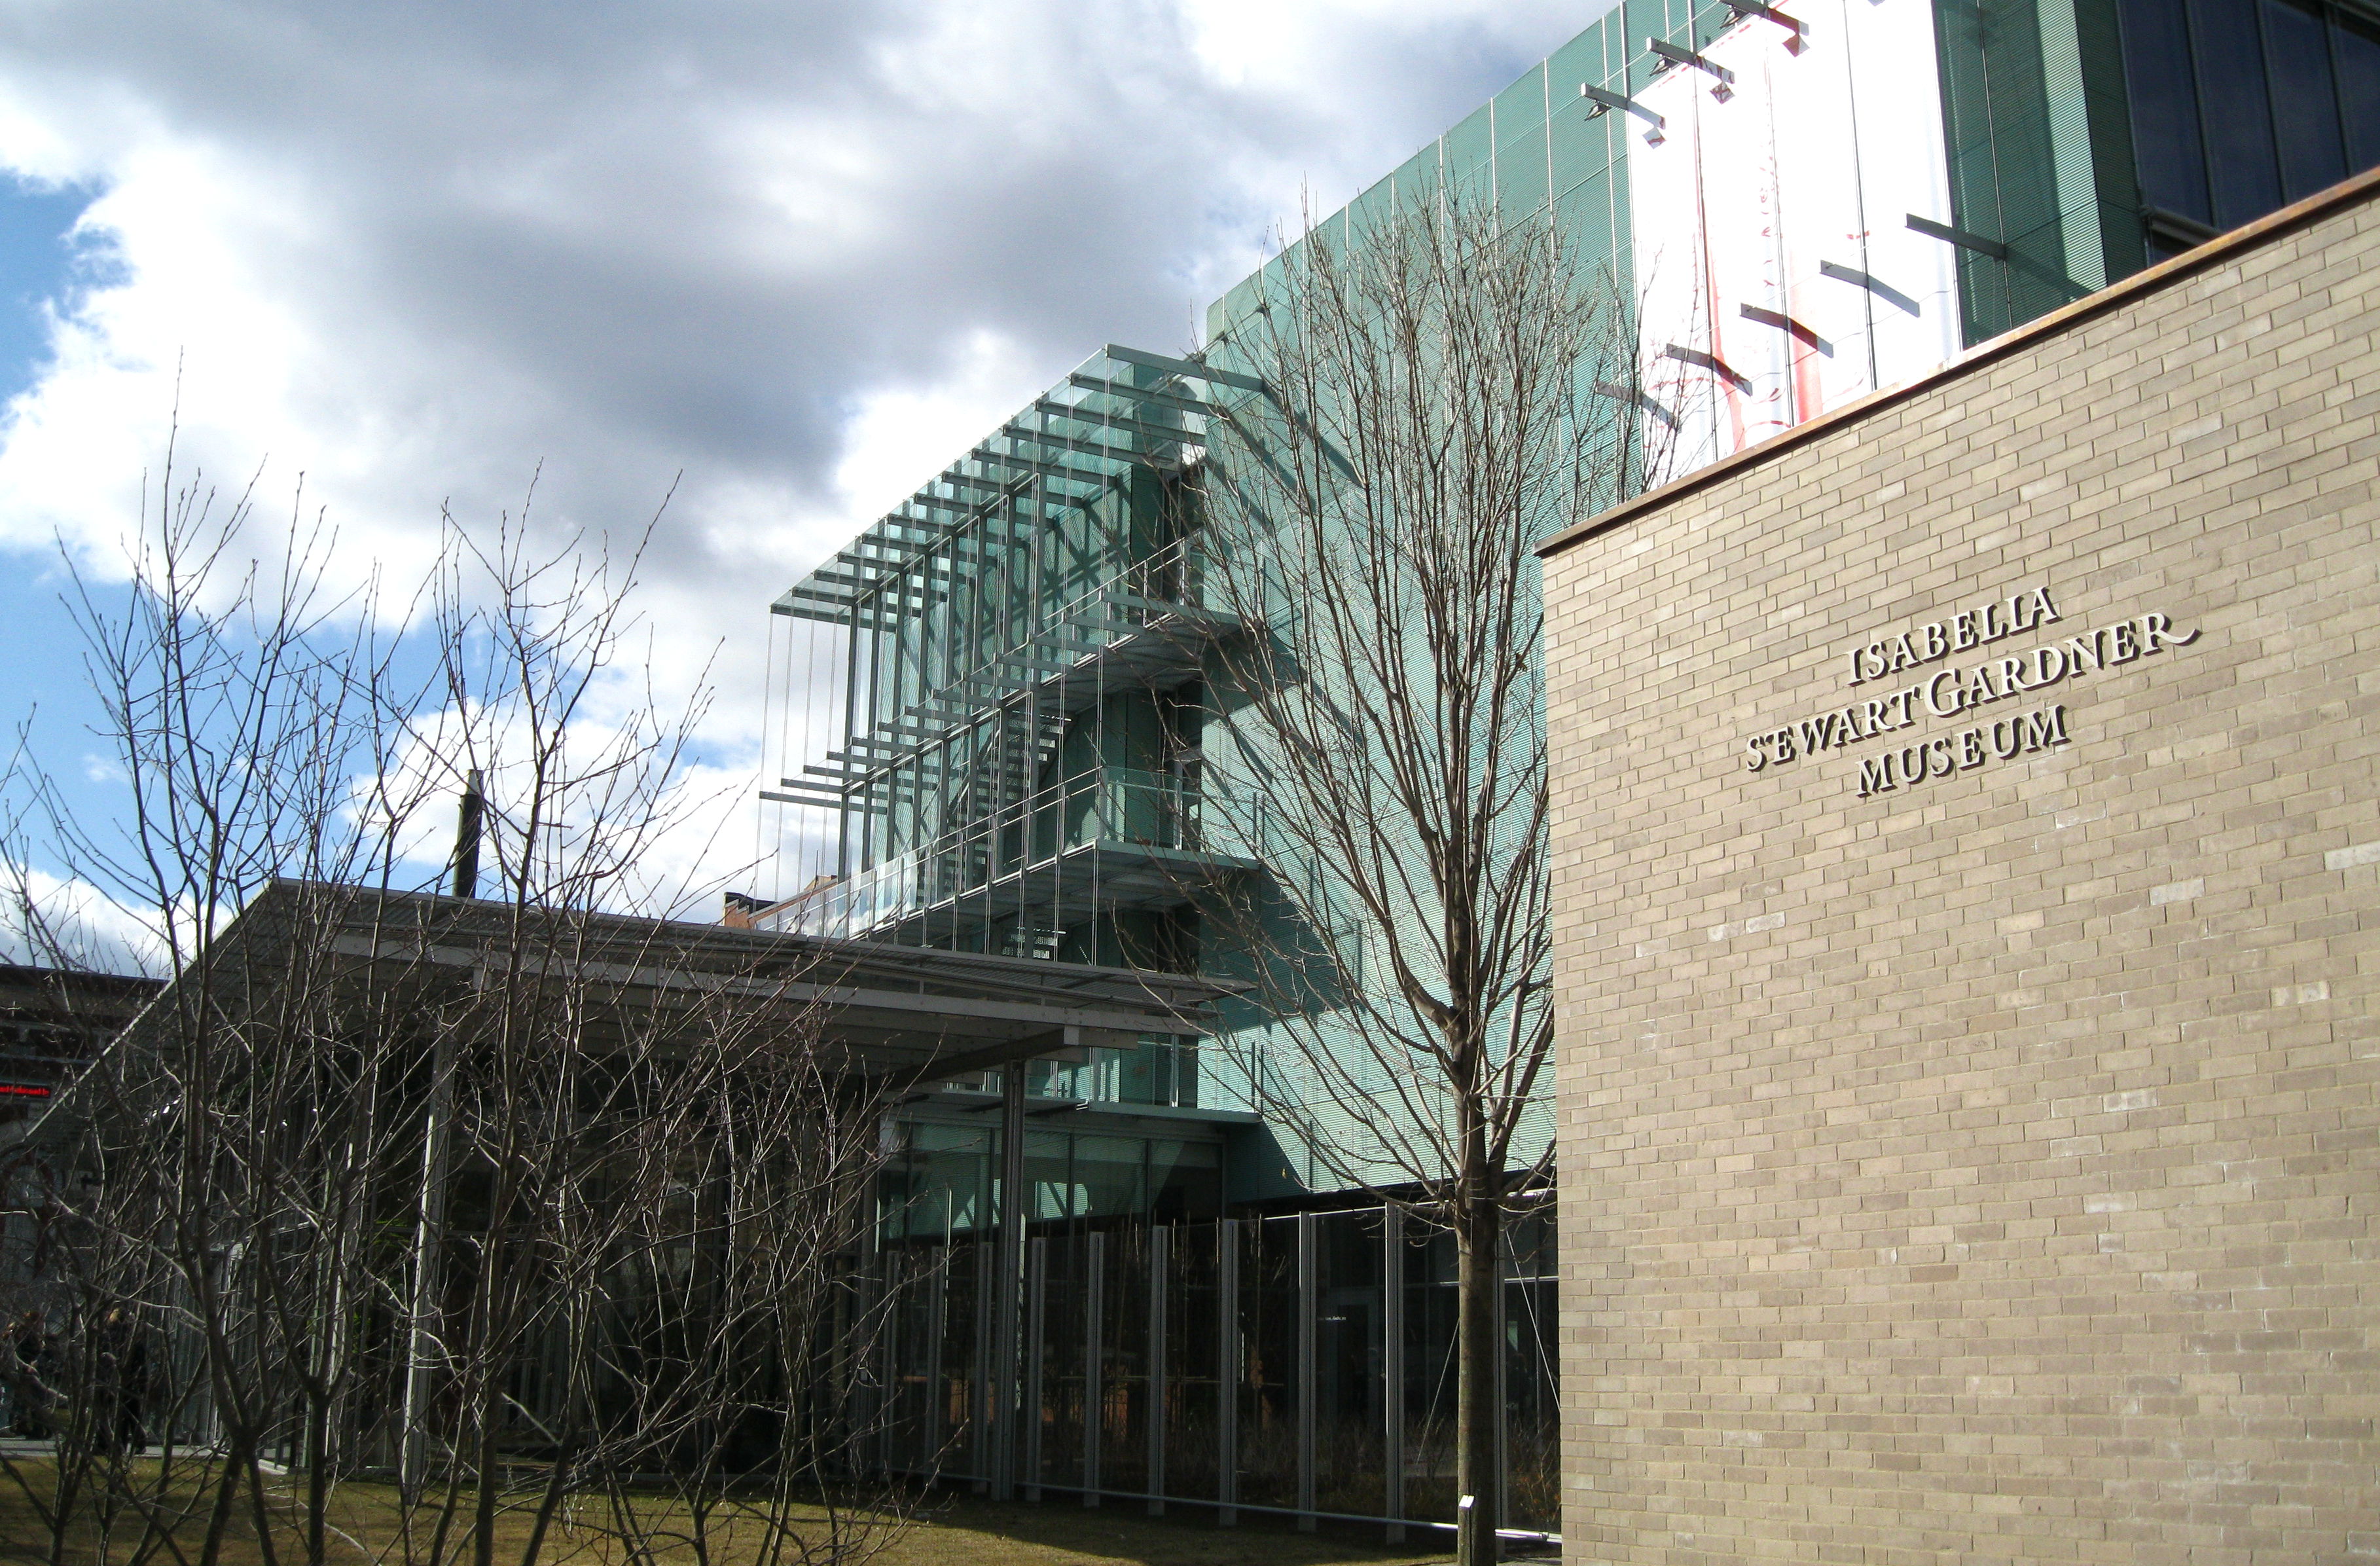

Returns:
1036,1231,1089,1485
2189,0,2284,225
2121,0,2214,225
1550,86,1617,206
1502,1211,1560,1531
1161,1222,1224,1501
2261,0,2346,199
1496,128,1551,219
2339,9,2380,170
1401,1217,1458,1523
882,1123,992,1239
1313,1210,1386,1516
1148,1135,1221,1221
1492,62,1549,148
1099,1227,1149,1495
1073,1134,1147,1218
1445,105,1494,211
1025,1127,1074,1224
1235,1215,1301,1507
1545,18,1615,106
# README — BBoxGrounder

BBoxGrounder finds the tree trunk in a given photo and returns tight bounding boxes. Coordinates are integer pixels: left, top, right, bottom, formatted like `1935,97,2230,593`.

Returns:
1454,1194,1501,1566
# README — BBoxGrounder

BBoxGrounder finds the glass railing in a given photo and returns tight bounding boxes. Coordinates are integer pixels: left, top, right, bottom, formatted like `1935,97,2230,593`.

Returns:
762,766,1255,943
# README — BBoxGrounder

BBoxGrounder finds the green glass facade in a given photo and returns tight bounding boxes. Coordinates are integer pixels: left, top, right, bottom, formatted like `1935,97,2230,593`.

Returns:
755,0,2374,1523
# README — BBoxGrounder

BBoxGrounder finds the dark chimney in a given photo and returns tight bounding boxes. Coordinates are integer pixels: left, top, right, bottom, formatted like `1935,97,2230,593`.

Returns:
451,769,483,900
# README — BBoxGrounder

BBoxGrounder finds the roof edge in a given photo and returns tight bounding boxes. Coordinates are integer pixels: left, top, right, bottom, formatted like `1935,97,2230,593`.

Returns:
1538,162,2380,561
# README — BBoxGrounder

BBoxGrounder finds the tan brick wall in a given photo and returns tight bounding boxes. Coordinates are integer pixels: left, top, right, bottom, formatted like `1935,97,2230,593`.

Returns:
1543,185,2380,1562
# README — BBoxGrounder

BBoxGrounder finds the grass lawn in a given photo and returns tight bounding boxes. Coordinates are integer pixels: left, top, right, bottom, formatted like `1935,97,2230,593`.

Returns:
0,1460,1456,1566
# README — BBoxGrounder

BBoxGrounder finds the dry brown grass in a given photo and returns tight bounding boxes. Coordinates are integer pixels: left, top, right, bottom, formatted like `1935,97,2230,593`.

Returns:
0,1460,1454,1566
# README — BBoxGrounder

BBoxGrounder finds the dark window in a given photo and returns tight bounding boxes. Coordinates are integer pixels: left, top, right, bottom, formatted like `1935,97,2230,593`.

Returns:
2121,0,2214,223
2191,0,2286,224
2336,10,2380,169
2262,0,2347,199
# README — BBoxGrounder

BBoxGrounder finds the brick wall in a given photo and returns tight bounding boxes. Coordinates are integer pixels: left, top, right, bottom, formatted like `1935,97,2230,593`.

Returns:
1542,175,2380,1562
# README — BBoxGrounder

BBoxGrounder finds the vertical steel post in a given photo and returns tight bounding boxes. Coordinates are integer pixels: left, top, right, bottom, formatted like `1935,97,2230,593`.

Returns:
1217,1217,1239,1527
1296,1212,1316,1531
992,1061,1028,1499
1083,1229,1104,1506
1025,1235,1047,1501
1494,1224,1511,1533
1383,1204,1405,1542
865,1207,889,1476
1147,1224,1168,1516
925,1244,947,1475
971,1237,992,1491
397,1027,456,1501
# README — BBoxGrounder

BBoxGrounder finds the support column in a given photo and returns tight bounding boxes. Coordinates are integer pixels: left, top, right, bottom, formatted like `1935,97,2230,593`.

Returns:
1083,1229,1104,1506
1217,1218,1239,1527
1296,1212,1316,1532
991,1060,1028,1499
1147,1225,1168,1516
1383,1204,1405,1543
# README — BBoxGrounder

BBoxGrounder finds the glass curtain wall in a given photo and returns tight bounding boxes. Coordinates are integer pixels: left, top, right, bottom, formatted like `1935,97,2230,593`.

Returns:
2117,0,2380,252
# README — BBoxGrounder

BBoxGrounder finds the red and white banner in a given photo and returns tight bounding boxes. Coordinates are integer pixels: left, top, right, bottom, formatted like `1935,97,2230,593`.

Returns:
1625,0,1963,473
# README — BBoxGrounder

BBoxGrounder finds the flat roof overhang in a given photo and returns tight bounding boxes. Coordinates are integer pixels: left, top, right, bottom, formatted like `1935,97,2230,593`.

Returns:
121,879,1242,1090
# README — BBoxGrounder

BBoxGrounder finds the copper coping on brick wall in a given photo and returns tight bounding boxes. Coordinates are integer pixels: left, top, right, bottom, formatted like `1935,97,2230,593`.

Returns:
1539,162,2380,562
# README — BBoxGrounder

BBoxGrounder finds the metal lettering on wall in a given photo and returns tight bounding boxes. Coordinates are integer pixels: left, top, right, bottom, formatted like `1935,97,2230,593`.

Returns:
1738,586,2201,796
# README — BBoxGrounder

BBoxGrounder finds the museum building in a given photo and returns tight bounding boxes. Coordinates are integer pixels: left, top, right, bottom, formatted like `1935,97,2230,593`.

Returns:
734,0,2380,1540
1541,166,2380,1561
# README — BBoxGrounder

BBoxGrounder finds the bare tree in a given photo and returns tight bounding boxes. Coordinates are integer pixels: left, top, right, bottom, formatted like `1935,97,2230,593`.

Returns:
0,443,909,1566
1195,191,1665,1565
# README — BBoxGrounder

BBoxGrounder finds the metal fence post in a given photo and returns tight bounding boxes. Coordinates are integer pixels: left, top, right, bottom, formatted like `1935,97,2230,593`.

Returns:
992,1059,1028,1499
972,1237,992,1491
1296,1211,1316,1532
1383,1203,1405,1542
1217,1216,1238,1527
1025,1235,1047,1502
926,1248,947,1476
1083,1229,1104,1507
1147,1224,1168,1516
1494,1224,1510,1533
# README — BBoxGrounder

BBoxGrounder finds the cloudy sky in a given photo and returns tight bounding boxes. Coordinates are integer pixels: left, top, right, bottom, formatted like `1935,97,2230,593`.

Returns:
0,0,1608,933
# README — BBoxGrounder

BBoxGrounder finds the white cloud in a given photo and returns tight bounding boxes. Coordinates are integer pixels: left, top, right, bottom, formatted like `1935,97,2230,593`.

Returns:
0,0,1607,921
